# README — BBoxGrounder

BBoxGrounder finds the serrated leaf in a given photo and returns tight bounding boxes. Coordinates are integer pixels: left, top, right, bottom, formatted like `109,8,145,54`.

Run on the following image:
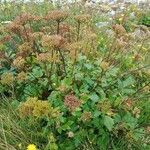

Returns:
94,110,101,117
89,93,99,102
32,66,43,78
123,76,135,88
103,116,114,131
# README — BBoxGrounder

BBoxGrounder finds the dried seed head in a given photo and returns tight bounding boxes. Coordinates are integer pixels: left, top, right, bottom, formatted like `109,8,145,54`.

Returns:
36,52,59,63
18,97,60,118
21,26,32,41
42,34,66,49
7,22,23,34
1,72,14,85
29,32,44,41
100,61,110,71
17,71,27,82
66,42,82,60
14,13,33,25
32,100,52,117
74,14,91,23
37,52,50,62
18,97,38,117
80,111,92,122
59,23,71,39
12,56,26,69
66,42,82,51
97,100,114,116
64,93,81,111
45,10,68,22
82,30,98,54
112,24,126,36
59,23,70,33
17,42,33,57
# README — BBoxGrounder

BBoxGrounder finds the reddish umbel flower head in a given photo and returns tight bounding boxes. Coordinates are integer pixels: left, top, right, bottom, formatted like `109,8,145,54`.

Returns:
0,35,12,44
59,23,70,33
42,34,66,49
123,98,134,110
28,32,44,41
80,111,92,122
112,24,126,36
7,22,23,35
45,10,68,22
17,71,27,82
64,93,81,111
14,13,33,25
59,23,71,38
16,42,33,58
36,52,52,62
12,56,26,69
74,14,91,23
21,26,33,41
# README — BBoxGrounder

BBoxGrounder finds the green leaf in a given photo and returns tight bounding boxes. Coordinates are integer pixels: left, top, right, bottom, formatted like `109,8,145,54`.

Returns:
84,76,94,85
123,76,135,88
123,112,137,129
61,77,72,86
84,63,92,70
89,93,99,102
24,84,40,97
32,66,43,78
95,87,106,99
97,129,109,150
123,88,135,94
38,78,48,87
106,67,119,77
103,116,114,131
133,128,145,141
94,110,101,118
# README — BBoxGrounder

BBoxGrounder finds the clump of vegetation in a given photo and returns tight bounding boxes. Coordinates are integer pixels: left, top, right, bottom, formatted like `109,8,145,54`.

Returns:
0,1,150,150
139,13,150,27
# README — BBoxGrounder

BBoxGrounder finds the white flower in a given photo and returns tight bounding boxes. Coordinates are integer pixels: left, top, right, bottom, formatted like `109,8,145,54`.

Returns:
67,131,74,138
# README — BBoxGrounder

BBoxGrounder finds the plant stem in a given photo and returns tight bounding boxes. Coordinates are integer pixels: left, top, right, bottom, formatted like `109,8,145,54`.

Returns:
57,20,60,34
23,25,29,42
77,21,81,41
58,48,67,76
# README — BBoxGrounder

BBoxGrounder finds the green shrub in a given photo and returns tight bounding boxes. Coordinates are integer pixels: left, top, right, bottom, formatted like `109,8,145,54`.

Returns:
139,14,150,27
0,3,150,150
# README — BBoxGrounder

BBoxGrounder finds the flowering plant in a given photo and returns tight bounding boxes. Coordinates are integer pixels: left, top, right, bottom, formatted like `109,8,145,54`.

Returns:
0,2,149,150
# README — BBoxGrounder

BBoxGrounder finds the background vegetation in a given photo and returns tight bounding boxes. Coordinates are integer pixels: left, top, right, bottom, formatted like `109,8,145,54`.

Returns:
0,1,150,150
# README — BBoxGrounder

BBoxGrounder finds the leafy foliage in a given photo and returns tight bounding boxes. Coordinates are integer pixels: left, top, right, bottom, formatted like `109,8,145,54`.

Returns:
0,1,150,150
